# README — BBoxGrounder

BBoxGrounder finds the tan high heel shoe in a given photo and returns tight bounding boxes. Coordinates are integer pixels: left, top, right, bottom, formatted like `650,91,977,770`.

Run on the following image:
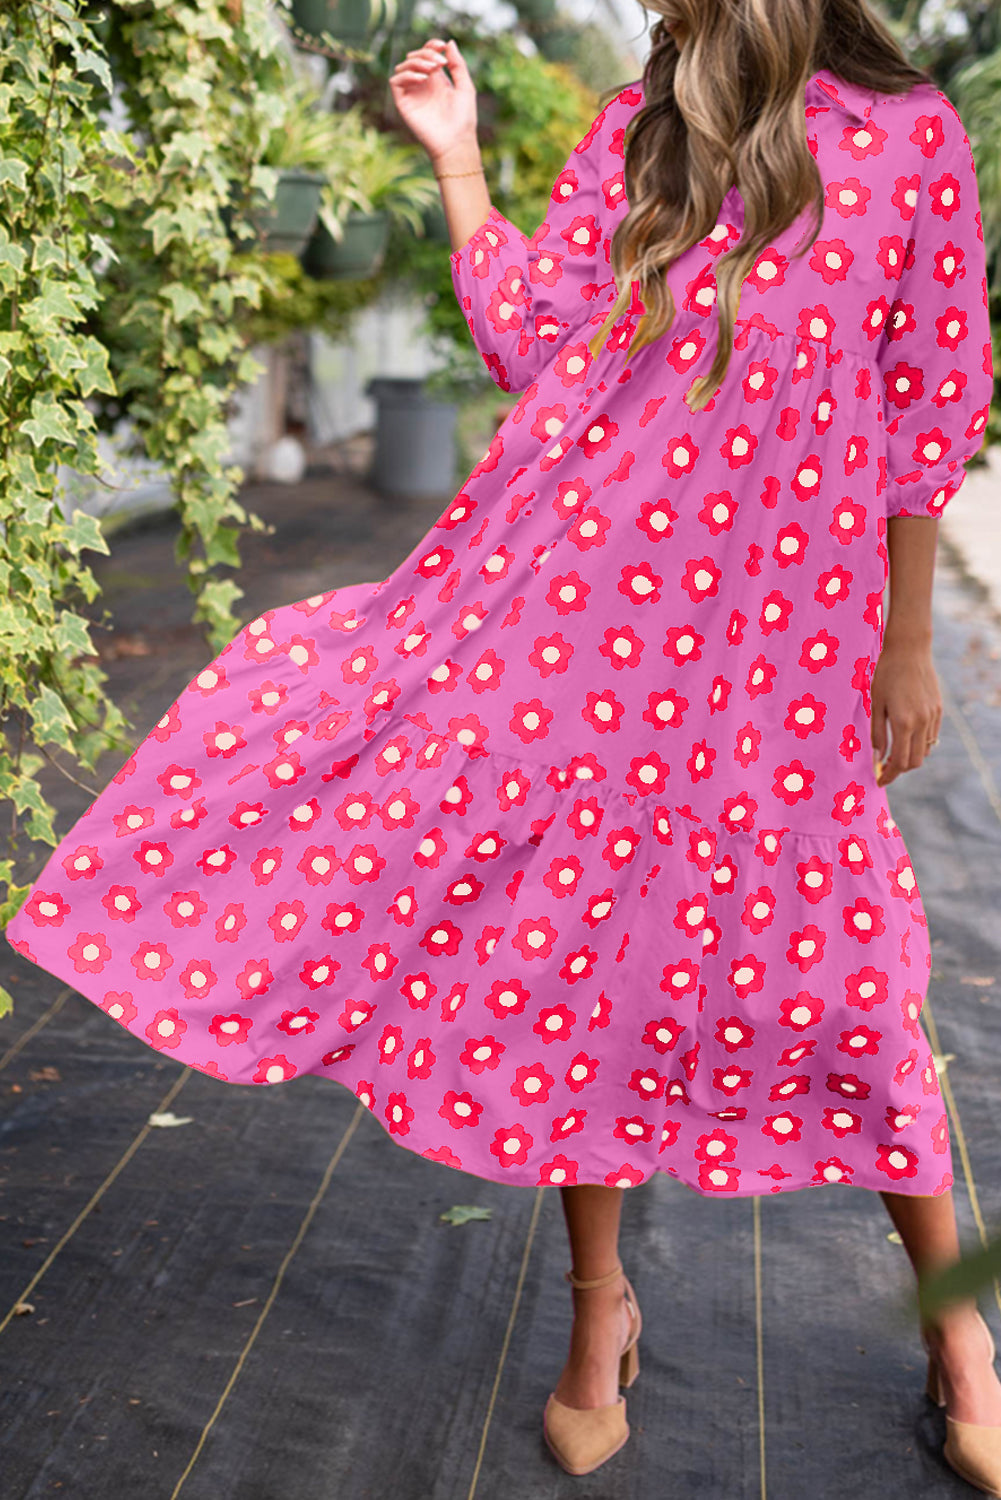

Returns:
542,1262,642,1477
925,1310,1001,1497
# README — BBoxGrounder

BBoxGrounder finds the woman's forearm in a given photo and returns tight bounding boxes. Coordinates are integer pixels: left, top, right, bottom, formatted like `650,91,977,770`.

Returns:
882,515,938,649
431,138,492,255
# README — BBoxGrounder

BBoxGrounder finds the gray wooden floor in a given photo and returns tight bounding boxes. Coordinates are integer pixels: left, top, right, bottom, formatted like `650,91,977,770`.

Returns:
1,475,1000,1499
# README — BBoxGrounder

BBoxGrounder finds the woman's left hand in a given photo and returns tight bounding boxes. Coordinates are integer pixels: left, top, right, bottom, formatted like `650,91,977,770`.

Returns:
870,643,942,787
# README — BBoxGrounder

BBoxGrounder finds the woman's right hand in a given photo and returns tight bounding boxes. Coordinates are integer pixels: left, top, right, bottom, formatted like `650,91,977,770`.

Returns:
389,38,478,164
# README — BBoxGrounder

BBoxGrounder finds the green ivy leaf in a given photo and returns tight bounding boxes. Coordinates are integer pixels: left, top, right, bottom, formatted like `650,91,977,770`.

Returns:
0,885,31,930
0,157,27,191
63,509,110,557
440,1205,494,1226
29,685,77,750
21,396,76,449
54,610,97,658
0,987,13,1020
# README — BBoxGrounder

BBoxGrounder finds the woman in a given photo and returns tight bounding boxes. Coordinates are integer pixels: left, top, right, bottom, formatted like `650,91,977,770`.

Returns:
5,0,998,1486
384,7,1001,1481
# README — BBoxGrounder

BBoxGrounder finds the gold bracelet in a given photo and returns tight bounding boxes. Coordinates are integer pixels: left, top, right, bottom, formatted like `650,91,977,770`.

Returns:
435,166,485,180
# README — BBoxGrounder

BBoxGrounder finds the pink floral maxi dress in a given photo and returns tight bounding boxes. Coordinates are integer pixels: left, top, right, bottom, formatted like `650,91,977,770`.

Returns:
7,69,994,1196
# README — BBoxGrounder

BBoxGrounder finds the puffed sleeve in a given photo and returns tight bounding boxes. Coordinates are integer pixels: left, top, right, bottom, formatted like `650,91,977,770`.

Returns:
876,91,994,518
449,87,637,394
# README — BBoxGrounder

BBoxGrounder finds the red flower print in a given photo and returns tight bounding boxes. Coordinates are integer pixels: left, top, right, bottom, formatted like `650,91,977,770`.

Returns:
229,801,267,832
786,925,826,973
534,1003,576,1043
746,655,777,698
759,590,794,635
784,693,826,739
538,1155,579,1186
130,941,173,982
687,740,716,782
626,752,670,797
755,828,787,865
812,1157,854,1185
698,491,738,533
619,562,663,605
384,1091,415,1136
433,1088,482,1132
338,999,375,1033
235,958,274,999
207,1014,252,1050
900,989,923,1039
687,829,717,871
248,680,289,716
636,498,679,542
845,966,889,1010
768,1074,816,1110
614,1115,655,1145
215,902,247,943
778,992,825,1030
101,992,136,1025
511,1062,555,1105
203,721,247,759
875,1143,919,1181
490,1123,533,1167
511,916,557,962
156,764,201,799
565,1052,600,1092
695,1128,738,1164
842,898,886,943
838,1025,882,1058
826,1072,871,1101
832,784,865,826
169,798,207,832
343,843,387,885
276,1008,319,1044
253,1056,298,1084
734,722,762,767
698,1164,741,1192
886,855,919,902
362,943,399,983
822,1106,862,1138
268,900,308,943
680,556,722,603
815,564,853,608
885,1102,920,1132
773,522,809,567
67,932,111,974
829,498,866,542
112,805,155,838
509,698,553,744
545,570,591,619
644,1014,686,1053
484,979,530,1020
663,625,705,666
799,629,839,672
742,887,776,934
404,1041,434,1087
931,1115,949,1155
296,846,339,886
599,626,645,670
712,1065,752,1096
550,1109,587,1142
773,760,816,805
101,885,142,924
196,844,236,878
458,1035,504,1075
628,1067,666,1103
23,890,71,927
715,1016,755,1052
162,888,207,924
145,1008,187,1051
762,1112,803,1145
795,856,833,903
577,412,618,458
602,827,641,870
778,1039,816,1067
728,955,766,999
178,960,217,1000
300,957,339,990
837,833,872,871
567,796,603,840
134,841,175,877
560,945,599,984
720,795,757,834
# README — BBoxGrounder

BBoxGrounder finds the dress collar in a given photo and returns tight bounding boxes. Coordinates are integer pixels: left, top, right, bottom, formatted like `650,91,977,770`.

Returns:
805,67,877,124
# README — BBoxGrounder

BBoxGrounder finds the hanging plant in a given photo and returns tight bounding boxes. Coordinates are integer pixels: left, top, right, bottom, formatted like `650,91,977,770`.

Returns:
0,0,131,998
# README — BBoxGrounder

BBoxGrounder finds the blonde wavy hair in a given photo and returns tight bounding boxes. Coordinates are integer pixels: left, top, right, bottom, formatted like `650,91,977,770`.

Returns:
589,0,932,411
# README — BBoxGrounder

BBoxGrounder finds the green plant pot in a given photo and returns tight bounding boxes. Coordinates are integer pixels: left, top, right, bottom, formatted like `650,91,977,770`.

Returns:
303,212,390,279
291,0,375,44
251,169,325,257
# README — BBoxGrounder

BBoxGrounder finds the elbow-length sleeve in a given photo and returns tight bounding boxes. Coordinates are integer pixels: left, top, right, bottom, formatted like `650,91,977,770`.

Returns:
449,88,636,394
876,91,995,518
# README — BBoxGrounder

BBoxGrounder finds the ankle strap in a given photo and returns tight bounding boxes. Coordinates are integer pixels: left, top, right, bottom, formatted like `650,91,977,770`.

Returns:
565,1262,624,1290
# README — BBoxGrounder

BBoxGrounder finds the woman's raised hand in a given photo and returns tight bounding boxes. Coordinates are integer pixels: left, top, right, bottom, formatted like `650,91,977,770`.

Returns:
389,38,478,164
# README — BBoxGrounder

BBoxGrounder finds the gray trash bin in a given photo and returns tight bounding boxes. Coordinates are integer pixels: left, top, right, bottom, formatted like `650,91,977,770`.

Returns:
365,377,458,498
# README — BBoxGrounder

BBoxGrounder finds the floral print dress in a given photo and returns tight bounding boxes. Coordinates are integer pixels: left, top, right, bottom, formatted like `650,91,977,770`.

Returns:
7,68,994,1196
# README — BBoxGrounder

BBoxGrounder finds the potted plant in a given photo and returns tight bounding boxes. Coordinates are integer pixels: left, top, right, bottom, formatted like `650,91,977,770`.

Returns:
290,0,402,46
303,107,439,279
248,86,350,257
